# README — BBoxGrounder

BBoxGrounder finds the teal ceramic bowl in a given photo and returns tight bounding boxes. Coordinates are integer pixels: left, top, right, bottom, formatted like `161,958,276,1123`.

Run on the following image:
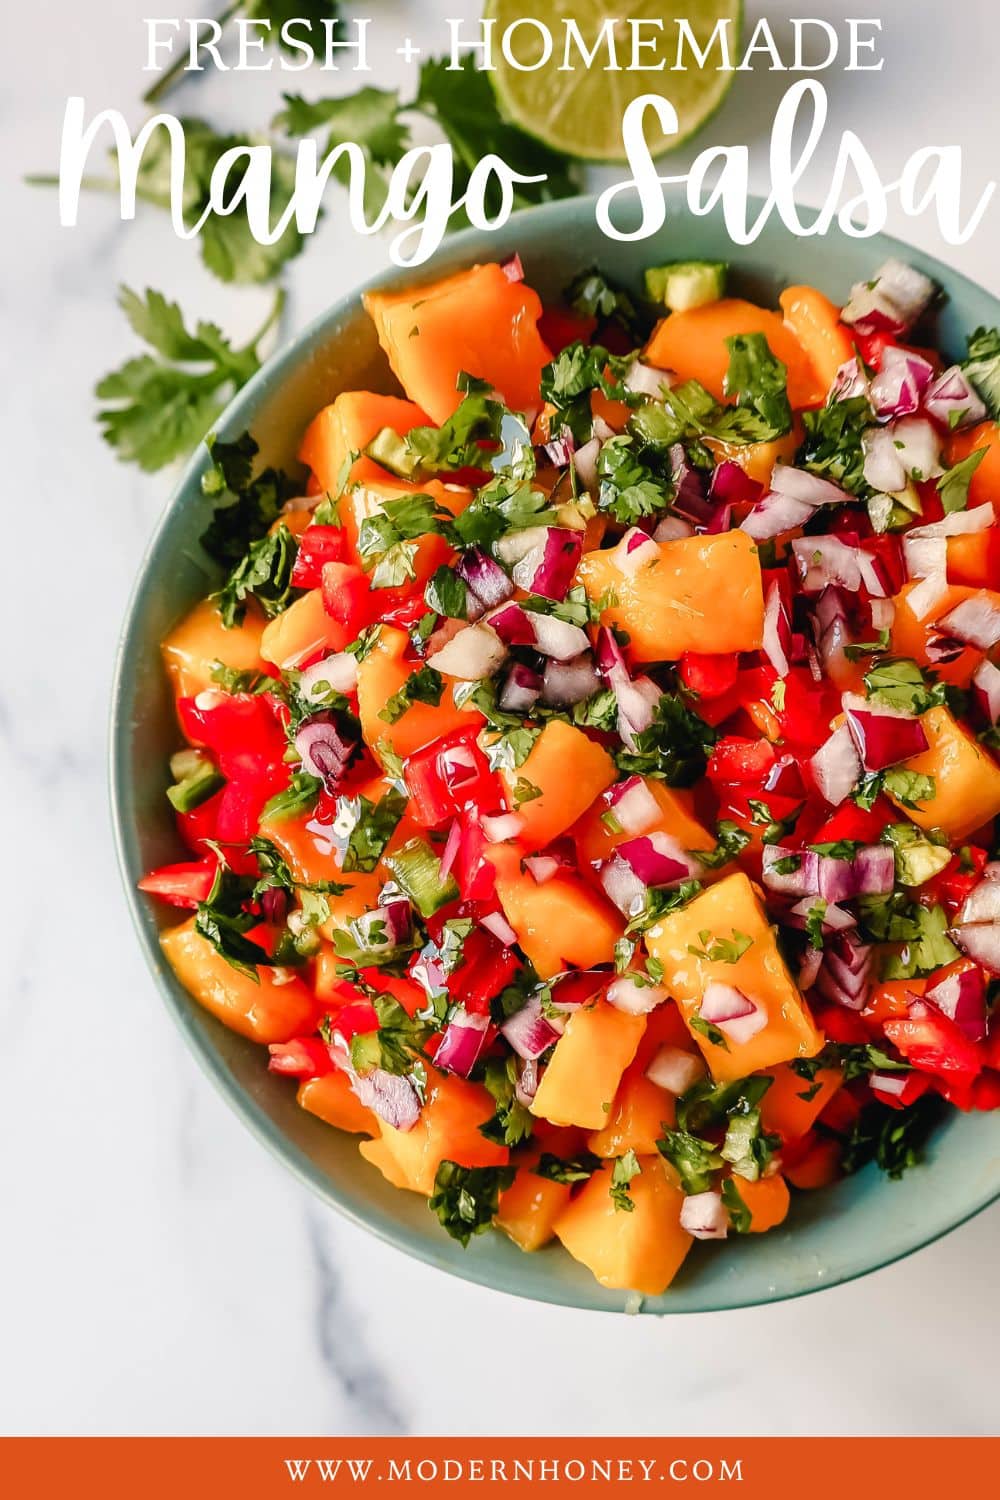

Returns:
111,190,1000,1313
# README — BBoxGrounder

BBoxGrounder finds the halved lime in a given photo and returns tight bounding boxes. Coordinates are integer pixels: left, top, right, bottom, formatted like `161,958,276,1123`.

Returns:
484,0,743,162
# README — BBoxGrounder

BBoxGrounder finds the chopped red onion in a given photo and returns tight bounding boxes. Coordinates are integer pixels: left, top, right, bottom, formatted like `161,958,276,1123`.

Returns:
481,909,519,948
791,535,864,595
892,417,944,481
907,570,950,622
938,592,1000,650
427,621,507,680
294,715,356,794
572,437,602,497
761,845,814,898
843,693,928,771
710,460,763,508
973,659,1000,724
501,252,524,282
513,527,584,601
616,832,696,887
670,444,709,522
870,596,896,633
805,844,895,902
842,259,936,335
543,426,576,467
925,630,966,666
798,946,824,991
487,602,537,647
498,661,543,713
615,675,661,753
530,611,591,661
541,653,601,707
524,854,560,884
482,812,525,844
740,490,815,541
349,1067,421,1131
514,1056,539,1106
924,365,988,430
761,580,791,677
869,345,934,419
298,651,359,699
376,899,414,949
645,1045,705,1094
680,1190,728,1241
787,898,856,934
653,515,695,542
608,776,662,837
810,723,862,805
951,923,1000,974
615,527,660,575
624,360,670,400
862,424,907,493
926,965,987,1041
456,548,514,615
434,1008,491,1078
599,853,648,917
908,505,994,543
699,982,767,1045
500,994,563,1060
960,878,1000,925
828,356,870,404
770,464,848,508
606,975,668,1015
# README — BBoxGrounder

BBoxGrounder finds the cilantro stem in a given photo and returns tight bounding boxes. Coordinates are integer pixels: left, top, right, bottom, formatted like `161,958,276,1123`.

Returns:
142,2,241,106
24,172,171,211
250,285,286,351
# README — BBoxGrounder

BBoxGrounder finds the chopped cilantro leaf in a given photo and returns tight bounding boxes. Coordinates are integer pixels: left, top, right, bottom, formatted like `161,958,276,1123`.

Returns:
429,1161,515,1247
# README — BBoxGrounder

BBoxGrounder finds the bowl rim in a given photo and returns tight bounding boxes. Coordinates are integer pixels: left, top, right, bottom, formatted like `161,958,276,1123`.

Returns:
109,190,1000,1314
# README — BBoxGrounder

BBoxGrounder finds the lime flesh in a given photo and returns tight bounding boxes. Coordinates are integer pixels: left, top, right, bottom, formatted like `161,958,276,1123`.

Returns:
485,0,743,162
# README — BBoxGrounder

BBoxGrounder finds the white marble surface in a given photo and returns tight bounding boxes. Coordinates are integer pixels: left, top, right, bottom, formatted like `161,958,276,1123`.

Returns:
3,0,999,1437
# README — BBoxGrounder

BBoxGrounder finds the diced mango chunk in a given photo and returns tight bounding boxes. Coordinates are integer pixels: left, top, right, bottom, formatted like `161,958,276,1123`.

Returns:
499,720,616,852
887,705,1000,840
362,1068,507,1197
495,1152,572,1252
162,598,266,699
260,588,348,671
531,1003,645,1129
492,860,623,979
577,531,764,663
554,1156,692,1296
298,1072,377,1136
160,918,316,1044
587,1066,676,1158
644,872,822,1081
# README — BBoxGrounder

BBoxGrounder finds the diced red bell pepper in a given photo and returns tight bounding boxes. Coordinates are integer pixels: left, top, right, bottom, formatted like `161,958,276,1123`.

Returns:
448,929,521,1017
706,735,776,785
971,1070,1000,1111
982,1028,1000,1072
326,998,380,1040
177,692,288,783
455,814,497,903
290,525,348,589
817,1088,863,1135
812,798,897,846
214,773,286,867
177,787,225,855
811,1001,871,1046
381,593,432,629
860,535,905,597
321,561,378,634
920,845,988,914
869,1071,930,1110
884,999,983,1080
404,729,502,829
764,667,839,754
679,651,739,699
852,329,897,369
138,859,217,909
538,306,598,354
267,1038,335,1078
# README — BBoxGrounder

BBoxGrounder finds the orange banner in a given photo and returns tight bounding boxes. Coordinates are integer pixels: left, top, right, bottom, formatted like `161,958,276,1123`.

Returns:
0,1438,995,1498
